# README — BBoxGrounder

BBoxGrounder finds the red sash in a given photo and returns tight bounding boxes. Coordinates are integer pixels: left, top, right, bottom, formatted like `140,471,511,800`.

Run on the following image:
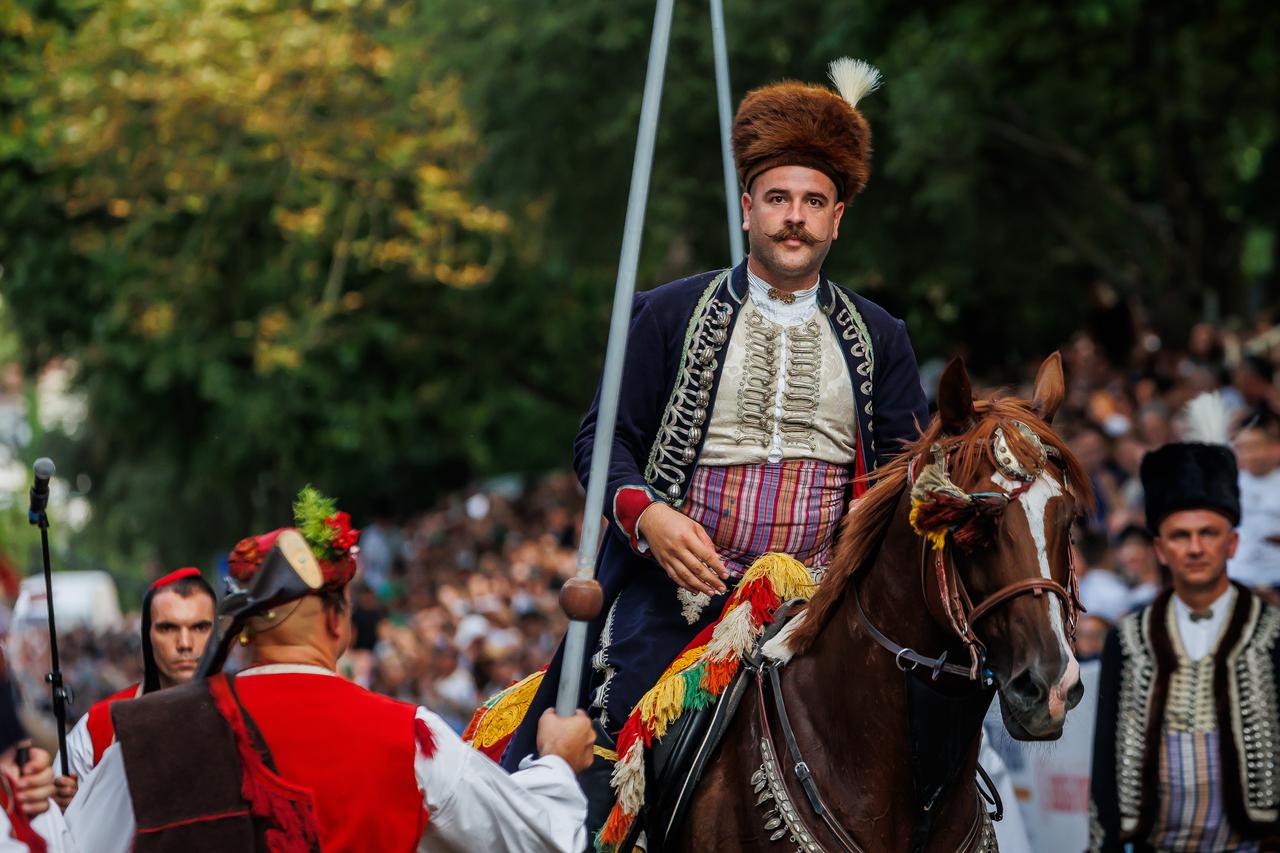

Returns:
0,773,46,853
86,683,140,768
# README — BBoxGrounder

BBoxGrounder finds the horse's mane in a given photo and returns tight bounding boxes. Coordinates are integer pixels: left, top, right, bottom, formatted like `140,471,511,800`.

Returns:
787,396,1094,655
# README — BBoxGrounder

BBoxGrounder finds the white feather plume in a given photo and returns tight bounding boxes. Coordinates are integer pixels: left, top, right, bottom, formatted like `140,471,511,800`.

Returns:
1182,391,1232,446
827,57,882,108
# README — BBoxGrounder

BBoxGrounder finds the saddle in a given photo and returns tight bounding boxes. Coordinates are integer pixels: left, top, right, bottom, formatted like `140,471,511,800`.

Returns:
633,601,804,851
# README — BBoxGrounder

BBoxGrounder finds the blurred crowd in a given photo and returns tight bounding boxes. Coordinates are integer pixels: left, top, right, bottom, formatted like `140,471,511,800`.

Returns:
338,473,583,731
15,313,1280,734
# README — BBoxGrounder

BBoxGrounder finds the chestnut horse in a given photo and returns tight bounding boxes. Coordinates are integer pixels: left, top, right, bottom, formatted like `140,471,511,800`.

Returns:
674,354,1091,852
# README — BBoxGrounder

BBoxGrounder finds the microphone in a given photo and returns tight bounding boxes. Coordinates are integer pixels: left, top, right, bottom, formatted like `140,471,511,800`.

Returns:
29,457,55,525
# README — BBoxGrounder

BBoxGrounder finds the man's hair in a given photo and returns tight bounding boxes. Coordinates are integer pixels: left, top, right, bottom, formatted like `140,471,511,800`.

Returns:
1079,528,1110,567
158,576,216,601
1240,407,1280,439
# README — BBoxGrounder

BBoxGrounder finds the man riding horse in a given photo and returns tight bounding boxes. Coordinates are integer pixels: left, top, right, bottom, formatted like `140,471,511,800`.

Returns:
500,58,929,823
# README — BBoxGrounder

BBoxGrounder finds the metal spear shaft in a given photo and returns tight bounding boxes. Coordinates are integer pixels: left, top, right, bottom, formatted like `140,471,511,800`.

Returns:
556,0,677,717
708,0,744,265
29,458,70,776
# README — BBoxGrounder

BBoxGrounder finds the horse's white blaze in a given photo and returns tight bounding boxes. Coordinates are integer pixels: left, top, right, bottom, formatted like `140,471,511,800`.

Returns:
994,471,1079,720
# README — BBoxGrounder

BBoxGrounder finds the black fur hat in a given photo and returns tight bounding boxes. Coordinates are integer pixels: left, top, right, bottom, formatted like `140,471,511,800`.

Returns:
1140,443,1240,532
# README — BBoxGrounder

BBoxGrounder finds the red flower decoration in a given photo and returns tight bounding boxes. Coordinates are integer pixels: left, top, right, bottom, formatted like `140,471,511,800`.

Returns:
325,512,360,554
228,536,263,582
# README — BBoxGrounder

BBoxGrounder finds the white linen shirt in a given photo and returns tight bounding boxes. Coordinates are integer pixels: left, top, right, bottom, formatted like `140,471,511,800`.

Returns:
1171,585,1235,662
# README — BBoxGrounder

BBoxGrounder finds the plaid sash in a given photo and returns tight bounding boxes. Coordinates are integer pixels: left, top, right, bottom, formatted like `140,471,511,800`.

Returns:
681,460,849,577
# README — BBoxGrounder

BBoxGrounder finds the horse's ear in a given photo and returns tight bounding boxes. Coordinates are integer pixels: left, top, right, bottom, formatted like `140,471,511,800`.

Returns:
937,357,975,435
1031,352,1065,424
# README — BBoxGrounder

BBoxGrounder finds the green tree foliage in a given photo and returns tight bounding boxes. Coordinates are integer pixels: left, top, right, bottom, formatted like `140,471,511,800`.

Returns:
3,0,512,562
430,0,1280,362
2,0,1279,566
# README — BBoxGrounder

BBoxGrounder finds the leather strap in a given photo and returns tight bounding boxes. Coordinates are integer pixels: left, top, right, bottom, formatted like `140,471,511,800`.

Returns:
760,665,865,853
966,577,1071,625
852,583,977,681
974,762,1004,823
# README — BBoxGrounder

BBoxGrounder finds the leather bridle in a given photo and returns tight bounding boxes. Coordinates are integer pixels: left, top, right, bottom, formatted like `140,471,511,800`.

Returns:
859,430,1082,683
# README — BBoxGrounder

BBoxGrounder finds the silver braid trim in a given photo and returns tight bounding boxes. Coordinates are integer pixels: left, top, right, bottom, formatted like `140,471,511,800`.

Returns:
830,289,876,452
780,319,822,452
735,309,779,448
1115,609,1155,833
589,597,620,728
1232,598,1280,821
645,270,733,504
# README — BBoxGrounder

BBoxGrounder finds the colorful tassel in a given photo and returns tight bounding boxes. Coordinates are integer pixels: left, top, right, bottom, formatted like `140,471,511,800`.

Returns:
593,552,817,853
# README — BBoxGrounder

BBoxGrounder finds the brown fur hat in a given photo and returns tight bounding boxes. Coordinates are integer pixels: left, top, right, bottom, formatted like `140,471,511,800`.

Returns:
733,58,881,204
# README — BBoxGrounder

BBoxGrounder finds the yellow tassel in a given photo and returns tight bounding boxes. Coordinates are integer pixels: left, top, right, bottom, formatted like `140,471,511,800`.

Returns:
658,645,707,682
909,501,949,551
637,665,686,740
738,553,815,602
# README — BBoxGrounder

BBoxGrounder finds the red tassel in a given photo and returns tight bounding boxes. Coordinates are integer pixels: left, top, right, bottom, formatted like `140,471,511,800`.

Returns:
914,492,1002,552
737,578,782,627
208,675,320,852
616,712,644,757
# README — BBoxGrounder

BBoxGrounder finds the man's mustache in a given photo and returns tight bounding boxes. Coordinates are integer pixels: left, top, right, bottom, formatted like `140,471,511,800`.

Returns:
768,224,823,245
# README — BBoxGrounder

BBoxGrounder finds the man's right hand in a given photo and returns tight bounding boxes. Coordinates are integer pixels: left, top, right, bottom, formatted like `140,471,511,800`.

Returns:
636,502,727,595
53,773,78,811
535,709,596,774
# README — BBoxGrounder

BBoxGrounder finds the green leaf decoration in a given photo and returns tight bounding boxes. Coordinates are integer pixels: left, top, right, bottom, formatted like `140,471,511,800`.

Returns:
293,485,338,559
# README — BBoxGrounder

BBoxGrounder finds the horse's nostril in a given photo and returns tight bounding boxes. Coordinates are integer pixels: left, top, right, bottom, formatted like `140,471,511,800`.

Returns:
1066,677,1085,709
1007,668,1047,707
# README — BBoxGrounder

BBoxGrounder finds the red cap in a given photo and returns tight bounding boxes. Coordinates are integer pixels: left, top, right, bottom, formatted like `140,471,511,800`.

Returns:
149,566,203,590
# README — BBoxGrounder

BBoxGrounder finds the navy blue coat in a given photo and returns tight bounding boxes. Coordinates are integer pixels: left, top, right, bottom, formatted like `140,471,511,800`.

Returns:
501,261,928,768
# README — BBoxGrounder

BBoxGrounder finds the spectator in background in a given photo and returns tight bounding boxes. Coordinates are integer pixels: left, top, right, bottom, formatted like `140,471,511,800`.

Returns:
1229,412,1280,590
1136,400,1173,448
1076,530,1130,627
355,496,400,596
1234,354,1280,424
1070,421,1124,532
1073,615,1111,662
349,583,383,652
1112,524,1162,610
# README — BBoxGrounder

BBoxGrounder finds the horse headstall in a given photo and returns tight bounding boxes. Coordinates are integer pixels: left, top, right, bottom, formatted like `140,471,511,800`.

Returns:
902,422,1080,679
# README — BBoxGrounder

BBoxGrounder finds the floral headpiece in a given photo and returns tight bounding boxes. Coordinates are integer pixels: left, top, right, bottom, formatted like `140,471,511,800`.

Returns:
228,486,360,591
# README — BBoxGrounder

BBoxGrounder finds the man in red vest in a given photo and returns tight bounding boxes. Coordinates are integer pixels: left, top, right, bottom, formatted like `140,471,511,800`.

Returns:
62,490,593,851
52,568,214,806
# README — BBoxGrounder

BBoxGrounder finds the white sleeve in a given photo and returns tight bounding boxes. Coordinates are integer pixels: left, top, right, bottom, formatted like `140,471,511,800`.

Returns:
56,715,96,782
0,801,76,853
414,708,587,853
62,744,134,853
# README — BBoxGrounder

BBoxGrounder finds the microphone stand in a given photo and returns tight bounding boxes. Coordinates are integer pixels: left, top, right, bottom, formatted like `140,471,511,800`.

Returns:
30,497,70,776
